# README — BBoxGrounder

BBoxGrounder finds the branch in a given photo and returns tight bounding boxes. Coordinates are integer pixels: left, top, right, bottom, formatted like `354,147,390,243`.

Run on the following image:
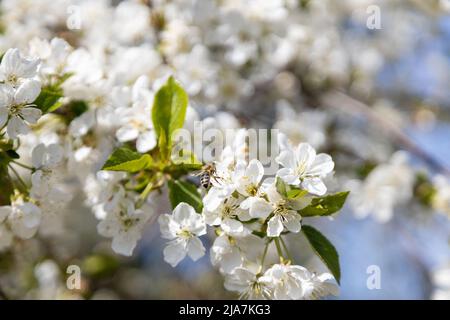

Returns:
321,91,450,176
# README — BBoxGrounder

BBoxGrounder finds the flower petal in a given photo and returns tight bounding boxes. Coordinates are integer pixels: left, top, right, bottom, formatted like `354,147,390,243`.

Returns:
283,212,301,233
277,168,300,185
0,107,8,128
267,215,284,237
111,231,139,256
276,149,296,169
302,177,327,196
136,131,157,153
7,116,29,139
248,197,273,219
163,239,187,267
20,107,41,124
308,153,334,177
187,237,205,261
14,79,41,104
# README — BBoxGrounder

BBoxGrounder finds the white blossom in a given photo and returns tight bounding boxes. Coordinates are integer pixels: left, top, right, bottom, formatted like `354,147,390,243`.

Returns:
98,200,153,256
0,79,42,138
158,203,206,267
0,48,39,87
276,143,334,196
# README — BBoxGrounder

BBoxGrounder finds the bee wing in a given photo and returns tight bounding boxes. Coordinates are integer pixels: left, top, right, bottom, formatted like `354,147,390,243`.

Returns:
191,170,203,177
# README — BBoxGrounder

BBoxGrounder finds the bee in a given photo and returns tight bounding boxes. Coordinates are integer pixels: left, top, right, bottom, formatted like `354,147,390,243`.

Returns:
193,163,221,188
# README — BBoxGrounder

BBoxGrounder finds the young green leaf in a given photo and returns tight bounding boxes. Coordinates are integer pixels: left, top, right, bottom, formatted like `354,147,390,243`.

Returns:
152,76,188,155
276,177,287,197
286,188,308,200
302,225,341,284
34,86,64,113
102,147,152,173
168,179,203,213
298,191,349,217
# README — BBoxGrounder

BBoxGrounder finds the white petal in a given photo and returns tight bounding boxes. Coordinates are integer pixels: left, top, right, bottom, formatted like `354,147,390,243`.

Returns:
1,49,21,76
116,125,139,142
21,202,41,228
283,212,302,233
203,187,225,212
187,237,205,261
248,198,273,219
0,107,7,128
46,144,63,166
7,116,29,139
246,159,264,184
0,224,13,250
163,239,187,267
20,107,41,124
31,143,46,168
308,153,334,177
173,202,196,221
302,177,327,196
158,214,178,239
0,87,14,107
202,209,221,226
220,248,243,273
0,206,12,223
267,215,284,237
221,218,244,234
14,79,41,104
136,131,157,153
296,143,316,169
112,231,139,256
266,185,283,203
277,168,300,185
276,149,296,169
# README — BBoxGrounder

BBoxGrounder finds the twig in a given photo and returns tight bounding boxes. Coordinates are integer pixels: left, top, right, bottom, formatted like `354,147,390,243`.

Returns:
321,91,450,176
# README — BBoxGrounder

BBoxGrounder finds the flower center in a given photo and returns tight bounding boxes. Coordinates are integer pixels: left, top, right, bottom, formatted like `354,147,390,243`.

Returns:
274,200,288,216
177,229,193,239
7,74,18,86
221,202,239,219
9,104,25,116
295,162,307,177
246,184,258,196
119,210,139,230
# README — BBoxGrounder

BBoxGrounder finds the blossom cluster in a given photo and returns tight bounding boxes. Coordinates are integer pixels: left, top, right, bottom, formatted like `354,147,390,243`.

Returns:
158,131,339,299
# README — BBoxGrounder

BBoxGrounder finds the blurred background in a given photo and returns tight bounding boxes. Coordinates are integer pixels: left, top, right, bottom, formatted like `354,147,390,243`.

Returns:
0,0,449,299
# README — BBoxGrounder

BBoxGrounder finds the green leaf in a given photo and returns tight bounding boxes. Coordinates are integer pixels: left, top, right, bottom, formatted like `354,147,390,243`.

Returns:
152,76,188,155
286,188,308,200
102,147,152,173
302,225,341,284
34,86,64,113
276,177,287,197
298,191,349,217
168,179,203,213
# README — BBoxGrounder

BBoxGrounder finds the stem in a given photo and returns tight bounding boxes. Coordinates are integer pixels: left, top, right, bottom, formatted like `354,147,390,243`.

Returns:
274,238,285,262
259,241,271,271
11,161,33,171
8,164,28,191
136,181,154,208
279,236,293,262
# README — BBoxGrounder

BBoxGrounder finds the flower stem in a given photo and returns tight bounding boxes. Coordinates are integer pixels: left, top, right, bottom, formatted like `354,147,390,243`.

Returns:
279,236,293,263
136,181,154,208
11,160,33,171
274,238,285,262
260,240,270,271
8,164,28,192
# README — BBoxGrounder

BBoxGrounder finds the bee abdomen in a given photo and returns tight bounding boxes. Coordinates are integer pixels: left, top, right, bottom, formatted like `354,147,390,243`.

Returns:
200,173,211,188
